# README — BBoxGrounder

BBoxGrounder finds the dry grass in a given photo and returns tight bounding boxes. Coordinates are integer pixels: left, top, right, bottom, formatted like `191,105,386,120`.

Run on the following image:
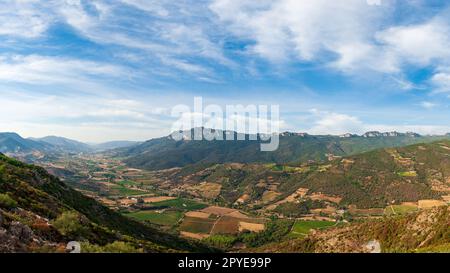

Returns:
190,182,222,199
235,193,251,204
180,231,210,240
309,192,342,204
201,206,237,216
143,196,176,203
442,195,450,203
418,199,447,209
261,191,281,203
185,211,211,219
227,210,250,219
238,221,265,233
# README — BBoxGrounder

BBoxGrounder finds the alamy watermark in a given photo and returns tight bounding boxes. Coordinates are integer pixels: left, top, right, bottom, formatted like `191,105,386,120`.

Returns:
170,97,280,151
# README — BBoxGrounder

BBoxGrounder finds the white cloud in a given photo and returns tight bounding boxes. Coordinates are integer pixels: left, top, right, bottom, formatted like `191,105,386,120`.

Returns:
0,92,179,142
2,0,450,85
0,0,52,38
161,57,211,75
431,72,450,93
210,0,450,80
420,101,437,109
49,1,234,81
210,0,388,65
0,54,129,84
376,18,450,66
308,111,365,135
120,0,170,17
305,110,450,135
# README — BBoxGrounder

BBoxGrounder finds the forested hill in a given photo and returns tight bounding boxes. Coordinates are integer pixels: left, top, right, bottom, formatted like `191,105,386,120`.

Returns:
120,130,449,171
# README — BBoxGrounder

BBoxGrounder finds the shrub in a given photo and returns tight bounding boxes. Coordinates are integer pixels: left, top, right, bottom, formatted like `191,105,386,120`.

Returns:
0,193,18,209
52,211,83,236
81,241,143,253
202,235,236,249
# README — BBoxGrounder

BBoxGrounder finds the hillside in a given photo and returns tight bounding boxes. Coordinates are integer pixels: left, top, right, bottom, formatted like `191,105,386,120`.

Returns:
32,136,92,153
253,206,449,253
149,141,450,210
0,133,53,154
91,141,141,152
120,130,449,171
0,153,213,253
1,132,140,160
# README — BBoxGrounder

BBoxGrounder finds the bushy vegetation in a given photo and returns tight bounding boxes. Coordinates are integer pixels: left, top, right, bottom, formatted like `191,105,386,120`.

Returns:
202,235,237,249
0,193,18,209
81,241,144,253
274,200,326,217
52,211,85,236
237,219,294,248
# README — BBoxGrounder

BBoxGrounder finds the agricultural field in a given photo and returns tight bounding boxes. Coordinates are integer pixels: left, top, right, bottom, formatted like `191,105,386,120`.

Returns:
180,216,216,234
289,220,336,238
384,204,418,216
109,184,146,196
124,210,183,226
179,206,266,239
149,198,208,210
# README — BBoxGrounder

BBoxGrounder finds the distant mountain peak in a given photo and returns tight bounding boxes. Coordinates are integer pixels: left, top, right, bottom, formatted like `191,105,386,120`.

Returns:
362,131,421,138
340,133,357,138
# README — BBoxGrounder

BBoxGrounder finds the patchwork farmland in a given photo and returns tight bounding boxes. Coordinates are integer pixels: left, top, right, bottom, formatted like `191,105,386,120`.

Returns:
179,206,266,240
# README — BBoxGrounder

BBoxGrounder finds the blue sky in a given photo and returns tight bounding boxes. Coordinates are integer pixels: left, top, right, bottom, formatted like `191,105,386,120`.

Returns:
1,0,450,142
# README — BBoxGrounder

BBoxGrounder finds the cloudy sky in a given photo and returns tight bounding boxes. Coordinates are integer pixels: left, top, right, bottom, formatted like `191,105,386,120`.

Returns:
1,0,450,142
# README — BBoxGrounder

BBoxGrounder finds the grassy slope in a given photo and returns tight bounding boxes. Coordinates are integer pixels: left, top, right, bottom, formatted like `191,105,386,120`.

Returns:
0,154,214,252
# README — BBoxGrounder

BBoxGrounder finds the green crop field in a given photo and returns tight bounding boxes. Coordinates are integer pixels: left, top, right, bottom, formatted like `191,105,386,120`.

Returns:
290,220,336,238
116,180,139,187
150,198,208,211
124,210,183,226
110,185,145,196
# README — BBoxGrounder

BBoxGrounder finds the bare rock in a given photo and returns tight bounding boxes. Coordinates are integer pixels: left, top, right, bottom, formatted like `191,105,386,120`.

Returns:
9,221,33,243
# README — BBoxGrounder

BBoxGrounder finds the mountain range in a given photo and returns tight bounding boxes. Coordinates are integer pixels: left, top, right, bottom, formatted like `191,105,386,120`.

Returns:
0,133,140,156
118,129,450,171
